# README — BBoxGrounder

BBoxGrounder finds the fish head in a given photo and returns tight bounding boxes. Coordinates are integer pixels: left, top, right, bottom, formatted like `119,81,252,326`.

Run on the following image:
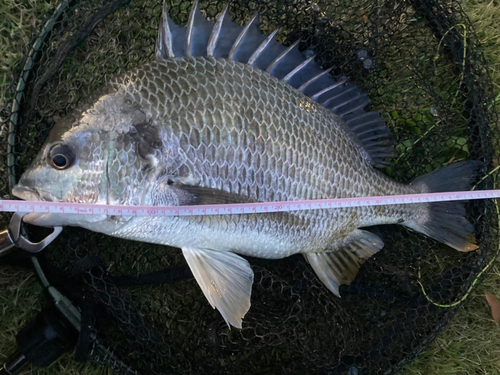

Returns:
12,110,112,227
12,88,157,228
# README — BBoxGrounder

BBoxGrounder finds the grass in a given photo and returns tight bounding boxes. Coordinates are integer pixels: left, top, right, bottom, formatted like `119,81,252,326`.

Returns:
401,266,500,375
0,0,59,104
0,0,500,374
401,1,500,373
464,0,500,92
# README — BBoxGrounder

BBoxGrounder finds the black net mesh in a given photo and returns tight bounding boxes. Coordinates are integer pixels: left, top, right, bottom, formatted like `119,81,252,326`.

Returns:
0,0,498,374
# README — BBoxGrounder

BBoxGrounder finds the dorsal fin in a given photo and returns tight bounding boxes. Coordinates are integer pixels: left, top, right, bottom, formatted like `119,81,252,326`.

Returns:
247,27,280,66
184,0,214,57
155,1,394,167
155,2,174,59
228,12,260,62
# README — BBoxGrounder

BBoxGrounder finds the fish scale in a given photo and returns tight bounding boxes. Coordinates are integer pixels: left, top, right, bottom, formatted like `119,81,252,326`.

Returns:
12,1,481,328
119,59,388,201
107,57,415,259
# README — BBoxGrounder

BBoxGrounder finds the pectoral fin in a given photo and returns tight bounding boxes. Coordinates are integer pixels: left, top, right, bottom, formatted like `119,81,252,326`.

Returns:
182,247,254,329
173,184,308,229
305,229,384,296
177,184,253,205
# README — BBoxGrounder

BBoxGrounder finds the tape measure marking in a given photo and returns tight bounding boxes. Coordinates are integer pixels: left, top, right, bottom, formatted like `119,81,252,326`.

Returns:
0,190,499,217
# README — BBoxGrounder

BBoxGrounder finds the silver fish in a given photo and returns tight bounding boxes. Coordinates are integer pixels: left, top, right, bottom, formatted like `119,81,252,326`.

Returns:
12,1,480,328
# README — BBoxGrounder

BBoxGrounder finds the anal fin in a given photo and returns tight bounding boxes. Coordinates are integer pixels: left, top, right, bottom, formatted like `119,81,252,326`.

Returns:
305,229,384,296
182,247,254,329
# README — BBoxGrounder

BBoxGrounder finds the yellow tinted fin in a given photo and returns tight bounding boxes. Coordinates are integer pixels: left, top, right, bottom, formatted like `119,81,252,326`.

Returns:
305,229,384,296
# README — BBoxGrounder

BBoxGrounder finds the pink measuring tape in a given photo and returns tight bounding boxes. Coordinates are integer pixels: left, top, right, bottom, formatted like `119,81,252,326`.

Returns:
1,190,499,217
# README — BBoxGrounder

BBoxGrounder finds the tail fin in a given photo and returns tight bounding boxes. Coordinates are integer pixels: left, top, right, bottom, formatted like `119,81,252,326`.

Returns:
406,161,483,252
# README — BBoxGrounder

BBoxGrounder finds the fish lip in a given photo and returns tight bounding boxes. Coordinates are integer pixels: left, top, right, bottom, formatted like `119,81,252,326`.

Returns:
12,185,58,202
12,186,60,226
12,185,40,201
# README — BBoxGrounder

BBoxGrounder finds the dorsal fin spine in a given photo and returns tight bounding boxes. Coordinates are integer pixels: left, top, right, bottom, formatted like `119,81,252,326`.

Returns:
297,68,333,92
345,111,375,125
247,27,280,66
229,12,259,61
155,2,174,59
352,121,386,132
336,100,368,115
282,54,316,83
357,132,389,142
266,38,301,74
207,3,229,56
184,0,200,58
370,152,394,157
313,79,350,101
327,94,367,111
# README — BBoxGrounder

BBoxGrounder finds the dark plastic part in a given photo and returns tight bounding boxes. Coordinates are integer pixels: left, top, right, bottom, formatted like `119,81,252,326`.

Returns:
16,305,78,368
74,301,92,363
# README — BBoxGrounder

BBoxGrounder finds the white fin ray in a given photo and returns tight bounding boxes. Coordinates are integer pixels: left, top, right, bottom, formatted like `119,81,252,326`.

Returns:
297,67,333,92
345,111,380,125
266,38,301,75
228,12,259,61
184,0,214,57
346,229,384,259
182,247,254,329
184,0,199,57
155,2,174,59
207,4,229,56
329,94,369,114
313,80,354,101
305,251,354,296
209,6,242,58
282,54,316,84
247,27,280,66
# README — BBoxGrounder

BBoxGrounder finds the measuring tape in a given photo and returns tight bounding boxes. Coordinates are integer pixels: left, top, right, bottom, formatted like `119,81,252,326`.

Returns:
0,190,499,217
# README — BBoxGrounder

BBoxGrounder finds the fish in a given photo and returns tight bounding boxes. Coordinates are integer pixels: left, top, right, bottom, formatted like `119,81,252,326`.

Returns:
12,1,482,328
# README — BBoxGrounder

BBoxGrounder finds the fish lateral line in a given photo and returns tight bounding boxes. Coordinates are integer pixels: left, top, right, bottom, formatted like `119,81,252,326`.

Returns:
1,190,499,217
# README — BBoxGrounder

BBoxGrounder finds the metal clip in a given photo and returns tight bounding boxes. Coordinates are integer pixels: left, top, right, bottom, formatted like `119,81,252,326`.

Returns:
0,213,63,257
0,229,15,257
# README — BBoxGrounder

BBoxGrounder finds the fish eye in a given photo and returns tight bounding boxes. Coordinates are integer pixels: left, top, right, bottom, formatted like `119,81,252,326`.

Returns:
47,144,75,170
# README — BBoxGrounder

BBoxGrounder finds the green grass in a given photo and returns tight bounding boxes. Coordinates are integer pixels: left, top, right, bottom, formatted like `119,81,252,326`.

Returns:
464,0,500,92
401,266,500,375
0,0,500,374
0,0,59,104
401,1,500,373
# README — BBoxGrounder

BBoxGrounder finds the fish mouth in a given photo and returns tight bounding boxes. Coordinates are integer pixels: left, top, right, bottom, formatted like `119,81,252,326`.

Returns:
12,185,58,202
12,185,60,226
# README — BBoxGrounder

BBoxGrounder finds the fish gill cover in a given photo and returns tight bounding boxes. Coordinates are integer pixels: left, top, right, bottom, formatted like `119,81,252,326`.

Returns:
0,0,498,374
